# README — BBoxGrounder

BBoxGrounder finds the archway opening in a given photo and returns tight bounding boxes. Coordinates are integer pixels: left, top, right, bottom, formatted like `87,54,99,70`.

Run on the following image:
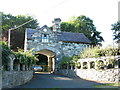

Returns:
90,61,95,69
36,54,48,65
83,62,88,69
35,49,56,73
35,54,48,72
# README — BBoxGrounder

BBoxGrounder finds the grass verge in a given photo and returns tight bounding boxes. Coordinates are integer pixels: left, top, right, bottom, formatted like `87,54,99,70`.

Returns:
94,82,120,88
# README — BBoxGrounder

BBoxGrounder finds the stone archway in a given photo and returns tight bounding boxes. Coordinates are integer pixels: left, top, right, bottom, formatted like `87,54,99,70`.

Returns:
33,46,62,73
34,48,61,73
34,46,62,61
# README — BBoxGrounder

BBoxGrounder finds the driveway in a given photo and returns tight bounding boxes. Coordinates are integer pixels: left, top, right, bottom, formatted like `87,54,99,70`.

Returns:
13,72,107,88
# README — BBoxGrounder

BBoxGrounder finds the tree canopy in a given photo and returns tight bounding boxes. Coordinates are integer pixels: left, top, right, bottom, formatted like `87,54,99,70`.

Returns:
61,15,104,46
111,21,120,43
2,12,39,51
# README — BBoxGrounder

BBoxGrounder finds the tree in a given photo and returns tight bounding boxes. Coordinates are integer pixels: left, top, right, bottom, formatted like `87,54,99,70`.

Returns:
61,15,104,46
2,12,39,51
111,21,120,44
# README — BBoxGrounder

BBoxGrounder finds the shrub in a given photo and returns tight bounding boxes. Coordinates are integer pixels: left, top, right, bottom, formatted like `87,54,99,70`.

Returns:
80,47,99,59
15,48,39,65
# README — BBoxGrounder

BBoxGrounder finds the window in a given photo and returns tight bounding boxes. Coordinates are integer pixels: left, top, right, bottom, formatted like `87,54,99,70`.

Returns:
42,34,49,43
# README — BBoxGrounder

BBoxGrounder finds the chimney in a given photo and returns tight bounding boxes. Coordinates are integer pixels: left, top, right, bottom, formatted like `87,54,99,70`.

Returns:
52,18,61,33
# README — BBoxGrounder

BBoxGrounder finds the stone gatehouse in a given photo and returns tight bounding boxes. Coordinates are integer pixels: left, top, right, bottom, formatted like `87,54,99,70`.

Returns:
24,18,91,72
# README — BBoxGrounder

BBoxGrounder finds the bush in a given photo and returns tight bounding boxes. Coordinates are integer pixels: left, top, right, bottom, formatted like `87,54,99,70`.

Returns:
15,48,39,65
80,47,99,59
60,56,73,66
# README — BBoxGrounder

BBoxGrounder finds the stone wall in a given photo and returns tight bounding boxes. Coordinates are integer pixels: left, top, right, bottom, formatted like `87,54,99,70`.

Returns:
57,69,120,82
2,71,33,88
62,42,89,56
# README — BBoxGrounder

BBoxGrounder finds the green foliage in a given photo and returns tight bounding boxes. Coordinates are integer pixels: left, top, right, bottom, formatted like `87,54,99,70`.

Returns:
15,48,39,65
80,47,100,59
61,15,104,46
1,41,14,65
60,56,73,66
1,41,38,66
98,46,120,57
80,45,120,69
2,12,39,32
80,46,120,59
111,21,120,42
2,12,39,51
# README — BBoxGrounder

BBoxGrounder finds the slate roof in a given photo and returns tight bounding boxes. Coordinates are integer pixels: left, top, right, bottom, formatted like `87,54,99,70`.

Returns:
26,28,37,39
57,32,91,43
26,28,91,43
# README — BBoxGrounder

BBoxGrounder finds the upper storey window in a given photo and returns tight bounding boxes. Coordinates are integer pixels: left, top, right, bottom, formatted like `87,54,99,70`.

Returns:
42,34,49,43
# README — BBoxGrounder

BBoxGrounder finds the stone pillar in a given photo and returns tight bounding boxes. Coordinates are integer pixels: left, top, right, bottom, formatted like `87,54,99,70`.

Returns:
47,56,50,72
67,65,69,70
9,54,15,71
10,60,14,71
52,58,55,72
87,62,90,69
26,65,28,71
95,62,98,69
17,64,20,71
22,65,25,71
81,62,83,69
71,65,73,70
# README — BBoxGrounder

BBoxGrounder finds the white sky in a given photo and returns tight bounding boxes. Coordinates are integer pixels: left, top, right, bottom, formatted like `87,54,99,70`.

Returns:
1,0,119,47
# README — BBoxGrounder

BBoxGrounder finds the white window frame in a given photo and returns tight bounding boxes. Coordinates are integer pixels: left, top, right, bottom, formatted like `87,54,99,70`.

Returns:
42,34,49,43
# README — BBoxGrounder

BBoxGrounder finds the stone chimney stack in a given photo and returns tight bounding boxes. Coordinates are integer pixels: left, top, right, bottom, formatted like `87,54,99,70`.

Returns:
52,18,61,33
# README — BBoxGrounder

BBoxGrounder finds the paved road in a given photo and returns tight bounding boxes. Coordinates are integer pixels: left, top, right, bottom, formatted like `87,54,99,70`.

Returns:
14,72,105,88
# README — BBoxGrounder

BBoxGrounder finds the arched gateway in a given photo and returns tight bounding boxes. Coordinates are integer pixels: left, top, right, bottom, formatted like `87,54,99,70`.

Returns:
33,46,62,73
24,18,91,72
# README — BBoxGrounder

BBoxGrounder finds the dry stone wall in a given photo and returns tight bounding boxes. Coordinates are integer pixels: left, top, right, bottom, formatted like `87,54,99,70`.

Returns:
2,71,33,88
58,69,120,82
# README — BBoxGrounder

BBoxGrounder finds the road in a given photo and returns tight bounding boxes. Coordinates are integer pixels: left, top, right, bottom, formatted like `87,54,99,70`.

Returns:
14,72,106,89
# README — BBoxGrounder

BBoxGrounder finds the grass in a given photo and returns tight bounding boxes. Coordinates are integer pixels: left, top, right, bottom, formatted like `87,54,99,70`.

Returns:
94,82,120,88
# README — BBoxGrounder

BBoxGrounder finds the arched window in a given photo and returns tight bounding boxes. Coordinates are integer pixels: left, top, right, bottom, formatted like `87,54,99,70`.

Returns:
97,60,104,69
42,34,49,43
83,62,88,69
90,61,95,69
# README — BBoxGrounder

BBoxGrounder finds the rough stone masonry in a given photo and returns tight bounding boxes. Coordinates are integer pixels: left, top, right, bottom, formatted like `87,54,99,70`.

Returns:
24,18,91,61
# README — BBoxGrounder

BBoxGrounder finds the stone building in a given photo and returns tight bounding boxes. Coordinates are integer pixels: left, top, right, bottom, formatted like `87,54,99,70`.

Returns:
24,18,91,72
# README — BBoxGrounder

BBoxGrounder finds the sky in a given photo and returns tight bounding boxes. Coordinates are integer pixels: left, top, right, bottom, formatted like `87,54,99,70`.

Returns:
1,0,119,47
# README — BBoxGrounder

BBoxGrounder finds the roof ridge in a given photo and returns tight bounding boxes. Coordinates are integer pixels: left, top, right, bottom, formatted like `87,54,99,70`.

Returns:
61,31,84,34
